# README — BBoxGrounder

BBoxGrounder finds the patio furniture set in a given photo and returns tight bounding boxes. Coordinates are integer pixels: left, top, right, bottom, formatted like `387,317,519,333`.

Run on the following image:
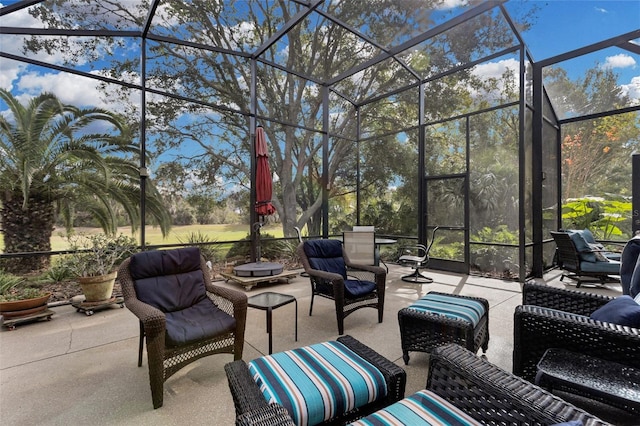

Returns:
115,234,640,423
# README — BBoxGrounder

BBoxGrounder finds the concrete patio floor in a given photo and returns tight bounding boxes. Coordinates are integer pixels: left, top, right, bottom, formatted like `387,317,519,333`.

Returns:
0,265,626,425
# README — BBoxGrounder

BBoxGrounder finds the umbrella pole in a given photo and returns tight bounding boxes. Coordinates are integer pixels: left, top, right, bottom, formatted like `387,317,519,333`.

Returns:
253,220,264,263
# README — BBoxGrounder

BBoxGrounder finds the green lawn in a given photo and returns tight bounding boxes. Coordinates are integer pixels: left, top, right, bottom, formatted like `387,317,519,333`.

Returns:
1,223,285,252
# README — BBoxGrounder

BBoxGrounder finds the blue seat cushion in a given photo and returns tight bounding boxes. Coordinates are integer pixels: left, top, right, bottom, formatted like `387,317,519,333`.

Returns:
344,279,376,298
165,298,236,346
590,295,640,328
579,259,620,274
408,293,485,327
349,390,481,426
248,340,388,426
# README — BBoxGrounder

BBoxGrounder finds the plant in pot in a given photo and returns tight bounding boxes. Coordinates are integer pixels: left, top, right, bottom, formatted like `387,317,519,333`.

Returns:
63,233,137,304
0,270,52,320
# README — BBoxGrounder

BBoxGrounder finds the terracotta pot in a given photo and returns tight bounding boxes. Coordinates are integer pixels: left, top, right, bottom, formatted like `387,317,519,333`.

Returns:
77,271,117,303
0,293,51,319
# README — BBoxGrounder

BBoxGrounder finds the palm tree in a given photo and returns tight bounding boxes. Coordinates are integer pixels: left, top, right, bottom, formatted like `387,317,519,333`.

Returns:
0,89,171,272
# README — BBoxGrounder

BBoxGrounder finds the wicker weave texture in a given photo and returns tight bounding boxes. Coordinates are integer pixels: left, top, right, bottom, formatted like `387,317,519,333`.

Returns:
513,282,640,385
118,252,248,409
428,344,609,426
398,292,489,364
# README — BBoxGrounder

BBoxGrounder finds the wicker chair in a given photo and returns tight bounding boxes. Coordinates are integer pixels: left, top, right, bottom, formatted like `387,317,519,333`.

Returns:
296,240,386,335
230,342,606,426
118,247,247,408
225,335,406,425
513,282,640,385
427,344,608,425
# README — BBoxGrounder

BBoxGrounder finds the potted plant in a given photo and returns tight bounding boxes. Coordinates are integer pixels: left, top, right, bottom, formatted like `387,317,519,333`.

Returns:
0,271,51,319
63,233,137,303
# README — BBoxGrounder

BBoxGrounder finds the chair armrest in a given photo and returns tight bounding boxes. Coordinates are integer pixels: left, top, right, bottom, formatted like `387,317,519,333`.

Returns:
429,343,608,425
513,304,640,382
522,282,612,316
225,360,271,417
205,281,248,318
117,258,166,340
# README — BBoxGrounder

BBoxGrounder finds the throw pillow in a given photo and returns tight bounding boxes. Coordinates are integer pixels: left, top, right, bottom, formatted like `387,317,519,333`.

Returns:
590,296,640,328
587,243,609,262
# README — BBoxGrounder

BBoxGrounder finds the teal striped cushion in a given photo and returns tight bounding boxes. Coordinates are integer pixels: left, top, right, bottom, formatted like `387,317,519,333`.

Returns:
349,390,481,425
248,341,388,426
408,293,485,327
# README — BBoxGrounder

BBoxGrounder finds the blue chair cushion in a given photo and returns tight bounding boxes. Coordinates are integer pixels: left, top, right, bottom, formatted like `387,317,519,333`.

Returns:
344,279,376,298
304,240,347,279
349,390,481,426
128,247,236,346
579,259,620,274
590,295,640,328
568,231,596,263
165,298,236,346
248,340,388,426
130,247,206,312
407,293,485,327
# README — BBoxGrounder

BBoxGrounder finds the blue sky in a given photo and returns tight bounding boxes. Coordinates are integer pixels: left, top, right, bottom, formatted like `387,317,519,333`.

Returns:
1,0,638,104
511,0,639,92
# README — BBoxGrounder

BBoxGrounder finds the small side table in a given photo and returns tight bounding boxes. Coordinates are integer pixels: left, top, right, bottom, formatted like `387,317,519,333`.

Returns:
247,291,298,354
535,348,640,413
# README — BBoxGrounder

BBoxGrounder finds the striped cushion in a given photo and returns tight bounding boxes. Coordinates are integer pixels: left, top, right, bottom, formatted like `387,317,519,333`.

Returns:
349,390,481,425
408,293,485,327
248,341,388,426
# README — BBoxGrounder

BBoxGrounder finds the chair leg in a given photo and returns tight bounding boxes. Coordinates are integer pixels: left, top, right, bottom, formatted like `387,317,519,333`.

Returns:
309,293,315,316
138,321,144,367
401,268,434,283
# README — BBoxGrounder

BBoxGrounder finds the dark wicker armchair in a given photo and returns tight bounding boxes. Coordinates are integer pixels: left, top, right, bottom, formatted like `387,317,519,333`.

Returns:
296,239,386,335
513,282,640,385
118,247,247,408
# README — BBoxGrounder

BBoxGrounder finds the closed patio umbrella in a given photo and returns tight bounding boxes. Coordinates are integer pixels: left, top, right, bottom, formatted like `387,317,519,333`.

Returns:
255,125,276,216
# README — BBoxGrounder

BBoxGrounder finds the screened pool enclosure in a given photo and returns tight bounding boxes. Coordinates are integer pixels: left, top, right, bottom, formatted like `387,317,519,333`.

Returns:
1,1,639,281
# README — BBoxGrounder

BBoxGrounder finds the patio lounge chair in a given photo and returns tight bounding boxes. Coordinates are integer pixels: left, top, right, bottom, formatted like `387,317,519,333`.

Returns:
118,247,247,408
233,343,607,425
551,230,621,287
297,239,386,335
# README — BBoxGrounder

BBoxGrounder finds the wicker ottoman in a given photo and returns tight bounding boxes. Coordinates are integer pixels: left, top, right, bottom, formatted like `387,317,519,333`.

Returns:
225,335,406,426
398,292,489,364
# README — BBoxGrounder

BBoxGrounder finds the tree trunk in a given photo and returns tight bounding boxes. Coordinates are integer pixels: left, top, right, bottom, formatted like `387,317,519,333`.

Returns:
1,192,55,273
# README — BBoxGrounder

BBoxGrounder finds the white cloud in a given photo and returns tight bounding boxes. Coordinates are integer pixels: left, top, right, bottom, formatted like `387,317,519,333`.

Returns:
594,7,608,14
12,70,139,113
603,54,636,69
621,75,640,103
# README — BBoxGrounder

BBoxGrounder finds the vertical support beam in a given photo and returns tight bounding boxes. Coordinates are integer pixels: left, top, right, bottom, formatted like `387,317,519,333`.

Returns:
418,84,426,244
530,59,544,279
633,154,640,235
322,85,330,238
139,37,147,250
356,107,361,226
250,59,258,261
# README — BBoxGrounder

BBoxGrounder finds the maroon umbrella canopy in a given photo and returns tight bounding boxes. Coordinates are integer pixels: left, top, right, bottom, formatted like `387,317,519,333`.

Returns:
255,126,276,216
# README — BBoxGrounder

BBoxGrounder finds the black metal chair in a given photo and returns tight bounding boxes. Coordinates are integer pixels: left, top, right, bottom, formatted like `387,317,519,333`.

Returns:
398,226,439,283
